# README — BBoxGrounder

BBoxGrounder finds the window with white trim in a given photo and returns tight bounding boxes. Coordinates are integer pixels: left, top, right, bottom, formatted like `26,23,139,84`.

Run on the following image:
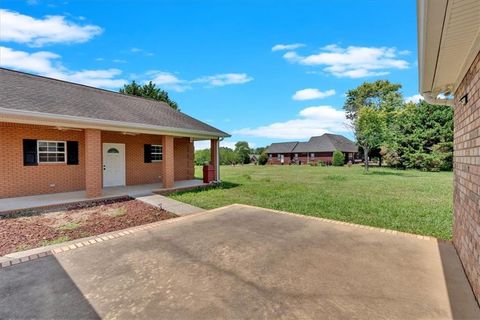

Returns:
38,141,66,163
151,144,163,161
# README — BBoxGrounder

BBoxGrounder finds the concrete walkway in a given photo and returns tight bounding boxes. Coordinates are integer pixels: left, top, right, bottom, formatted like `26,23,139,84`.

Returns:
0,180,207,213
135,194,204,216
1,204,478,319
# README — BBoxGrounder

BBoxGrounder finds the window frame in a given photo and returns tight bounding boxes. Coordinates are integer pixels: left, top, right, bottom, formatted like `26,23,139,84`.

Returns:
37,140,67,164
151,144,163,162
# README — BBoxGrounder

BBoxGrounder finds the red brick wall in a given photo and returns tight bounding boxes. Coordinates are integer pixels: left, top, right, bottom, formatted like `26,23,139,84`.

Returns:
267,152,334,165
102,131,163,185
85,129,102,198
453,51,480,302
174,137,195,181
0,123,196,198
162,135,175,188
0,122,85,198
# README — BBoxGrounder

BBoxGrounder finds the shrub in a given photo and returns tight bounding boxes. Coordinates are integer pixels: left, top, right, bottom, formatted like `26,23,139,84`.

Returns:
332,150,345,166
258,153,268,165
317,160,326,167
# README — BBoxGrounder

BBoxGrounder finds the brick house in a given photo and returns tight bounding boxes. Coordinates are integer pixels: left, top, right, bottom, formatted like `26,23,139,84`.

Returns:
0,68,229,199
418,0,480,302
265,133,358,165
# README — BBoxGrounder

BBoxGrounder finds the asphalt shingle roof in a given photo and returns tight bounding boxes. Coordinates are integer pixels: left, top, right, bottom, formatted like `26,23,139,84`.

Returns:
265,142,299,153
266,134,357,153
0,68,229,137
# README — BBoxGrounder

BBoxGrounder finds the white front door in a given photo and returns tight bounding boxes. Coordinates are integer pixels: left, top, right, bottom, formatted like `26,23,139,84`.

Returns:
103,143,126,187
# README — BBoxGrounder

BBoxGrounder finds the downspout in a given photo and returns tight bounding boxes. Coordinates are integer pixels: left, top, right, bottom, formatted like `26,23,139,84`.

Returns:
421,92,454,107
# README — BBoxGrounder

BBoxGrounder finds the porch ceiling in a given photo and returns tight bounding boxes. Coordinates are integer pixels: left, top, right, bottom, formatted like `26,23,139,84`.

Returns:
418,0,480,96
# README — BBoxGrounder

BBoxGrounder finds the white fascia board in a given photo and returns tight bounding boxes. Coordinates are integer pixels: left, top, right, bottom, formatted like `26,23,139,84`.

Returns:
417,0,449,96
0,107,230,139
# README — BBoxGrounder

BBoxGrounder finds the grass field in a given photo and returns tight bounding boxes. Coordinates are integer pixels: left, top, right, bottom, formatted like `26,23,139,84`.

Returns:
170,165,453,240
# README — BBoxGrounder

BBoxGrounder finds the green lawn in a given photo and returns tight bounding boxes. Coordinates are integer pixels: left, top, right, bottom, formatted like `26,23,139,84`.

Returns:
170,165,453,240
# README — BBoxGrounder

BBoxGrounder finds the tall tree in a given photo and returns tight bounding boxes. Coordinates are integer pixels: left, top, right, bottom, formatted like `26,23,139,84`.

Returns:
234,141,251,164
344,80,402,165
120,80,180,110
344,80,403,121
385,101,453,171
254,147,266,155
356,107,388,172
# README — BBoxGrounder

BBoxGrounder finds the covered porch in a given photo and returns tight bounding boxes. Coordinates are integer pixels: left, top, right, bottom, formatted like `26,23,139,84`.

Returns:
0,123,221,202
0,180,207,213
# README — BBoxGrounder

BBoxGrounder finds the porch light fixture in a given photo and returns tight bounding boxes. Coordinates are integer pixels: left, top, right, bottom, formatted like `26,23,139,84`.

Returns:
121,132,137,136
459,93,468,106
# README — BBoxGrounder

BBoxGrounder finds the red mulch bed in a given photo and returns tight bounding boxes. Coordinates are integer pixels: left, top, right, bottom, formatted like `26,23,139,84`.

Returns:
0,197,176,256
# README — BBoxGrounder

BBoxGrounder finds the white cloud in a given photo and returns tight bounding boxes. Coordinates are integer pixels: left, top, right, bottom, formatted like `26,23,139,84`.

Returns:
112,59,126,63
143,72,253,91
145,71,190,92
234,106,348,139
0,9,102,47
282,44,409,78
192,73,253,87
292,88,335,101
271,43,305,51
0,46,126,88
129,47,154,56
404,94,424,104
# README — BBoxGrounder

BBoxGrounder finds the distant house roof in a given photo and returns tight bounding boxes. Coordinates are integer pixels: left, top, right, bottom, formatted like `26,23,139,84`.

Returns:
265,142,299,153
249,154,260,161
266,134,357,153
0,68,229,138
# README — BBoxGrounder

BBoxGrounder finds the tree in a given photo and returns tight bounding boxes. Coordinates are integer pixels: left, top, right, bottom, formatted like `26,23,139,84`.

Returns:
356,107,388,172
384,101,453,171
344,80,403,121
220,147,237,165
332,150,345,166
119,80,180,110
344,80,403,165
234,141,251,164
194,149,210,165
258,153,268,165
254,147,266,155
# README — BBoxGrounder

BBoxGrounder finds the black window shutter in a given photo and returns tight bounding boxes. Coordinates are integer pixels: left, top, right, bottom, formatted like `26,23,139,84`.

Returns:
144,144,152,163
23,139,37,166
67,141,79,165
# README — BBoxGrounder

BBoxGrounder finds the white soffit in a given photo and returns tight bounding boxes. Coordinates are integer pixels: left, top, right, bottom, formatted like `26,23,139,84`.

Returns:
433,0,480,94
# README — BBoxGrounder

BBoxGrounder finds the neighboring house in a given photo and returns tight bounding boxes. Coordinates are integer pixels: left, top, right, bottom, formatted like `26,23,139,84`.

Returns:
0,68,229,199
249,154,260,164
265,134,358,165
418,0,480,302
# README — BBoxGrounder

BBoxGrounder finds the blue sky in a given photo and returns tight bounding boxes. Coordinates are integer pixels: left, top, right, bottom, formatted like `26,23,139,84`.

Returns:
0,0,420,150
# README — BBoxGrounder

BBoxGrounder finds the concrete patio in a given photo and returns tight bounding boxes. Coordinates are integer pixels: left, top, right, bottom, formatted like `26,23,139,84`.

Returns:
0,204,478,319
0,179,207,213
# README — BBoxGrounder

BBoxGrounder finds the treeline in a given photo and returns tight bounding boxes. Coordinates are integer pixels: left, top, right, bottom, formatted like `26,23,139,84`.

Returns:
345,80,453,171
195,142,267,165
